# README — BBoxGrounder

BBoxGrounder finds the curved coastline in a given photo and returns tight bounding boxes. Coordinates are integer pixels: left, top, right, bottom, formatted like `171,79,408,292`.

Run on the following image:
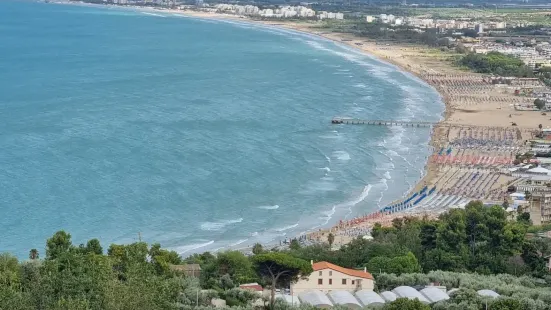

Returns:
38,1,446,254
168,11,447,250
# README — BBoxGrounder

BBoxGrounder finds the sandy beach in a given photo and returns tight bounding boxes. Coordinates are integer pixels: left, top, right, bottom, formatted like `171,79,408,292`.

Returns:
134,7,548,248
49,2,546,250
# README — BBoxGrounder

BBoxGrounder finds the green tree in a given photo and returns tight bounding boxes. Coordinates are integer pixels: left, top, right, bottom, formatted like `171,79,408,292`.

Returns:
46,231,72,260
28,249,39,260
516,212,531,226
490,297,522,310
252,252,312,309
201,251,256,288
0,253,21,288
534,99,545,110
458,52,533,77
289,238,300,250
371,222,384,238
252,243,263,255
366,252,421,275
383,297,430,310
85,239,103,255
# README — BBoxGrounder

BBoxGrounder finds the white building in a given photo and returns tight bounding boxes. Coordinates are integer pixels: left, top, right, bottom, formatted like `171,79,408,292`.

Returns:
291,261,375,295
366,15,374,23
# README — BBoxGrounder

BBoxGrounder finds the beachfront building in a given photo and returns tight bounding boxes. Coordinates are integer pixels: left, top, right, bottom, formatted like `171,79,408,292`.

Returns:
213,4,315,18
528,193,551,225
291,261,374,295
317,11,344,20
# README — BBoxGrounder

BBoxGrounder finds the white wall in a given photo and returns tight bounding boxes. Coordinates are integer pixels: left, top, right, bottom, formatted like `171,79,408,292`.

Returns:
291,268,374,294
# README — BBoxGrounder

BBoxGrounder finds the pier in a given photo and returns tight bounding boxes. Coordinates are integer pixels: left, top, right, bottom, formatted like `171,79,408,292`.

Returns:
331,117,437,128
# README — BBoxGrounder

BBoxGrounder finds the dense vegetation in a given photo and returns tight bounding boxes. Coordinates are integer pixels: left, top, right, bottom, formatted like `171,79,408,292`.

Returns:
2,202,551,309
457,52,534,77
317,20,452,47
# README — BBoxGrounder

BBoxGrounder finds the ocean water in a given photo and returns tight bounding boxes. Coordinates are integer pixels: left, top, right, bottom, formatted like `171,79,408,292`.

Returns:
0,1,444,257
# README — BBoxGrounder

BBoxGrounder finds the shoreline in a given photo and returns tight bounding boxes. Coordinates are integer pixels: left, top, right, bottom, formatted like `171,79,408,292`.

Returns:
45,2,541,252
46,2,451,251
164,9,452,250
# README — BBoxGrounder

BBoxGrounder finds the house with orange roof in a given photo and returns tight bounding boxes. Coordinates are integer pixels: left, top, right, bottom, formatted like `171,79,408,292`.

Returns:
291,261,375,294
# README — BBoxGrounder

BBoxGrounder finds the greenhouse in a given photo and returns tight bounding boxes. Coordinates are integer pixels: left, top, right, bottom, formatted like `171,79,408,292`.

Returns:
298,290,333,308
379,291,398,302
419,287,450,303
392,286,430,304
477,289,500,298
327,291,362,309
276,294,301,306
355,290,386,307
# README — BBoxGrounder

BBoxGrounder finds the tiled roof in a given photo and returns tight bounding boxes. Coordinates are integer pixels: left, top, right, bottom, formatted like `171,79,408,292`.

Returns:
312,261,374,280
239,283,263,292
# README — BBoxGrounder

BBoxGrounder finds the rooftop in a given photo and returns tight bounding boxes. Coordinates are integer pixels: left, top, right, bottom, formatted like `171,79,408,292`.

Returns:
312,261,374,280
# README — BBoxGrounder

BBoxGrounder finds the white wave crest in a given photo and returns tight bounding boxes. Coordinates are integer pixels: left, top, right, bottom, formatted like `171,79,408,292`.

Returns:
275,223,299,232
141,12,166,17
200,218,243,231
174,240,214,254
384,171,392,179
229,239,249,247
332,150,351,161
258,205,280,210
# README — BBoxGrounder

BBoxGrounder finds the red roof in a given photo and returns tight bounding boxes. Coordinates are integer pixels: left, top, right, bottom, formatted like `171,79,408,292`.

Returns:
312,261,374,280
239,283,263,292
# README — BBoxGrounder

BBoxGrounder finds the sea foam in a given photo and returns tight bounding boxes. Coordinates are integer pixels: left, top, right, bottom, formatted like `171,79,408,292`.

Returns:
200,218,243,231
257,205,280,210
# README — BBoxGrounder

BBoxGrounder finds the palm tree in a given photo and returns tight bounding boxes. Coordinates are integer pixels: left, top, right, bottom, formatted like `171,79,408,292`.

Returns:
29,249,39,260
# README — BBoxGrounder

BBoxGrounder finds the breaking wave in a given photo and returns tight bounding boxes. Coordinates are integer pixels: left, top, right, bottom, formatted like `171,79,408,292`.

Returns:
258,205,280,210
200,218,243,231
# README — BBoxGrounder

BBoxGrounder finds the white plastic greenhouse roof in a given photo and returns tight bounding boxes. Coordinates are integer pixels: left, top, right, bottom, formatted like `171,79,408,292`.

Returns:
420,287,450,303
299,290,333,307
379,291,398,302
276,294,301,305
477,289,500,298
327,291,362,309
392,286,430,304
355,290,386,306
280,287,501,307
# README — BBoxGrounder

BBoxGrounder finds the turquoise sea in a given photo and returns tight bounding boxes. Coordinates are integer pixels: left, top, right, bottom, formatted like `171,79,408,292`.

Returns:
0,0,444,257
